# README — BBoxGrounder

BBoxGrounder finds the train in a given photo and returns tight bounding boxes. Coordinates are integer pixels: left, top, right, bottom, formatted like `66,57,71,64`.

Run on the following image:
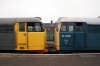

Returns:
0,17,47,54
54,17,100,52
0,17,100,54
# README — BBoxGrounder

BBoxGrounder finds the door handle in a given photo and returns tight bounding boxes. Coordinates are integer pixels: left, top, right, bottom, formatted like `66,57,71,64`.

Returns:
23,34,26,36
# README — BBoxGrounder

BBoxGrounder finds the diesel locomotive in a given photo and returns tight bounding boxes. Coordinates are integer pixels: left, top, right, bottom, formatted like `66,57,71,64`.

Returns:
54,17,100,52
0,17,47,54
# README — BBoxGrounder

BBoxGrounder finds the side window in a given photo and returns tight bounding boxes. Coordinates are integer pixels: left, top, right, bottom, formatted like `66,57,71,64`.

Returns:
60,22,67,32
6,25,14,33
76,23,82,32
19,23,25,32
67,23,74,32
0,25,5,33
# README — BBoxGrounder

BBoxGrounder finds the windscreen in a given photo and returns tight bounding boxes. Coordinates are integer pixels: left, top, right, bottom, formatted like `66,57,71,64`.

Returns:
27,22,44,32
60,22,74,32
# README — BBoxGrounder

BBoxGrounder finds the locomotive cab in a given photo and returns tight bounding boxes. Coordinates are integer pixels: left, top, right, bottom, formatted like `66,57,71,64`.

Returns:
15,18,46,52
54,17,87,52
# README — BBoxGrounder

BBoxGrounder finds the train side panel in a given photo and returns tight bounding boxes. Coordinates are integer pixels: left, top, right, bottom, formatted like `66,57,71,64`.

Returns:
0,18,16,50
86,25,100,50
0,33,15,50
86,33,100,50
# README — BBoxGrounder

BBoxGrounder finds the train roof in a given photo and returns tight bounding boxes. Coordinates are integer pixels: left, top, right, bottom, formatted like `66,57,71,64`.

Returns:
58,17,100,25
16,17,41,22
0,17,42,24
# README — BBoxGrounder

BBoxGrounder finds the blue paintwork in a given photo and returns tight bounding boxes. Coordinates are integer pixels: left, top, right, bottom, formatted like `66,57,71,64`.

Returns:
85,33,100,50
74,32,85,50
59,32,85,51
59,22,100,51
59,32,73,50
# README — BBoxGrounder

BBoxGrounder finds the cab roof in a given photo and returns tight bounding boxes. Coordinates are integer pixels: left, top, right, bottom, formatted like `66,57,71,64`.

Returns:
0,17,42,24
57,17,100,25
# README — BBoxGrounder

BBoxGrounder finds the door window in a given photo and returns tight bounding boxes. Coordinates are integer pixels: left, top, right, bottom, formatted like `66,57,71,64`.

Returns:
19,23,25,32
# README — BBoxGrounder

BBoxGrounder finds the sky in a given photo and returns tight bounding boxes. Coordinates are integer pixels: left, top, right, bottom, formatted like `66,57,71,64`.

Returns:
0,0,100,23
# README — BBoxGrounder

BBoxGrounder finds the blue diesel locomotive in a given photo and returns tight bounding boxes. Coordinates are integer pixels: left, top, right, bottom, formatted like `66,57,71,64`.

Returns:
54,17,100,52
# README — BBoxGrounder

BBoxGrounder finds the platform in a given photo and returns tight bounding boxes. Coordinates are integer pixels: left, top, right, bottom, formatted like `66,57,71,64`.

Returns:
0,53,100,66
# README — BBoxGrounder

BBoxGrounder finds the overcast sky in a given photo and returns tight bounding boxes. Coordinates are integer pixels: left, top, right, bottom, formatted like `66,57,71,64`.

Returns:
0,0,100,23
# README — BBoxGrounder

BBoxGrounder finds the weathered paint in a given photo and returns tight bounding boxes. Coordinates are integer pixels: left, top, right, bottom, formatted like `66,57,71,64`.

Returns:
59,32,73,50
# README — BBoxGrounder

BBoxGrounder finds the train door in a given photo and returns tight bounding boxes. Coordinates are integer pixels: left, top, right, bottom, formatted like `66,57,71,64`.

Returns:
74,22,85,50
16,22,28,50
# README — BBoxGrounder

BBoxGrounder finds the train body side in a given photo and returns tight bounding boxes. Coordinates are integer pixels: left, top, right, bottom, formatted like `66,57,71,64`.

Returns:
85,25,100,50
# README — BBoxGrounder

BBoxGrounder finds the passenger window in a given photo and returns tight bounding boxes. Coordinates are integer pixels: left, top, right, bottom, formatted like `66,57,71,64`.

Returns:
0,25,6,33
27,22,43,32
60,23,67,32
67,23,74,32
76,23,82,32
19,23,25,32
6,25,14,33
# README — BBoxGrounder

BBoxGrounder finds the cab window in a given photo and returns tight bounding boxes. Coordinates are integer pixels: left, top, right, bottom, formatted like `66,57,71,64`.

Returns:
27,22,43,32
76,23,82,32
67,22,74,32
60,22,74,32
60,22,66,32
